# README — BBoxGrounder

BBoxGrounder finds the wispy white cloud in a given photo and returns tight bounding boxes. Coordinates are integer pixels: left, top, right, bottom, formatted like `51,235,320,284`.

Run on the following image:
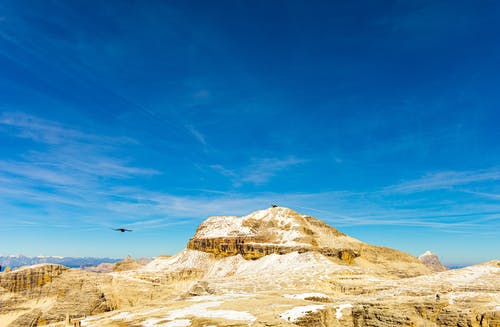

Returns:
210,164,237,178
186,124,206,145
0,113,157,188
241,157,305,185
0,112,135,145
0,113,161,228
0,161,80,186
462,190,500,200
1,168,498,235
82,186,498,233
384,168,500,194
0,114,498,238
211,157,305,186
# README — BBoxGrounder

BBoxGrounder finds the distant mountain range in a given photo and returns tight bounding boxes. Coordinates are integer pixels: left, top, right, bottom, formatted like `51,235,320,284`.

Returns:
0,255,120,271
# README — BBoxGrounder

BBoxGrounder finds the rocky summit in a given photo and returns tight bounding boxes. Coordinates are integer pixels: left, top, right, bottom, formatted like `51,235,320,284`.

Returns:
419,250,448,272
0,207,499,327
188,207,430,277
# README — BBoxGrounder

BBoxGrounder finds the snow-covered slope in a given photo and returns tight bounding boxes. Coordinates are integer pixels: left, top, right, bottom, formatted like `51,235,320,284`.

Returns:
193,206,361,247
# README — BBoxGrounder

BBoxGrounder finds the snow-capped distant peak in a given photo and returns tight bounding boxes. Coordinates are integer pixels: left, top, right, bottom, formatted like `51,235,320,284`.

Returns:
421,251,434,256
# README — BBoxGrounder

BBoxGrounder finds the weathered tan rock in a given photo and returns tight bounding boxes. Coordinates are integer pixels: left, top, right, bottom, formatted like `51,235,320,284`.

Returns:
0,264,68,292
187,237,359,263
7,309,41,327
0,265,116,326
112,255,143,272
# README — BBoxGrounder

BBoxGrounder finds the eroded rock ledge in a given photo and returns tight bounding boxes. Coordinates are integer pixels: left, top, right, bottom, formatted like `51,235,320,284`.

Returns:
0,264,68,292
187,236,359,263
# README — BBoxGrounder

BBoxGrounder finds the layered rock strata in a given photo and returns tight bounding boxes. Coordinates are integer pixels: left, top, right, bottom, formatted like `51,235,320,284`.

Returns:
187,237,359,263
0,264,68,292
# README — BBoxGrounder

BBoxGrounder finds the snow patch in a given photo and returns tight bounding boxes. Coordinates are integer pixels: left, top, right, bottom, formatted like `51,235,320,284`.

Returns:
143,318,191,327
192,207,309,246
110,311,136,320
142,318,165,326
165,301,256,322
195,215,253,238
164,320,191,327
279,305,325,322
143,250,213,272
187,293,254,302
335,303,353,319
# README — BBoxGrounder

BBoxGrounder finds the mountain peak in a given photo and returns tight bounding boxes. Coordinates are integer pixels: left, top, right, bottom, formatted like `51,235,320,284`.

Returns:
418,250,447,272
192,206,346,247
186,207,431,276
247,206,301,217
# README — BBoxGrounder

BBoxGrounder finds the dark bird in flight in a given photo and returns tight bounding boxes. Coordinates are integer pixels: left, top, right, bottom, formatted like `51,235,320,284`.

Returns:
113,228,133,232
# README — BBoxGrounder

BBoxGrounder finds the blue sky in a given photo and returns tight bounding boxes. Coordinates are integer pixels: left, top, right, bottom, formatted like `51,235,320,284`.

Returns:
0,0,499,264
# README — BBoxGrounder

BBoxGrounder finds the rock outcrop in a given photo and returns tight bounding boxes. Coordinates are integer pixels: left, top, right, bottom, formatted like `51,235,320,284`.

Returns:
188,207,430,277
0,263,68,292
419,250,448,272
0,264,116,326
187,237,359,262
112,255,144,272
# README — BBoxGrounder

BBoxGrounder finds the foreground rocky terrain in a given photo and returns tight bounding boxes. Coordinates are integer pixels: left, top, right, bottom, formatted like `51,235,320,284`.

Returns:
1,207,498,326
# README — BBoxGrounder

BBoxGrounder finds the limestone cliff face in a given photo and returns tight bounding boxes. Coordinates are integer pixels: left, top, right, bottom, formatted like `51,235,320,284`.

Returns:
186,236,359,263
0,263,68,292
0,264,117,326
188,206,430,276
